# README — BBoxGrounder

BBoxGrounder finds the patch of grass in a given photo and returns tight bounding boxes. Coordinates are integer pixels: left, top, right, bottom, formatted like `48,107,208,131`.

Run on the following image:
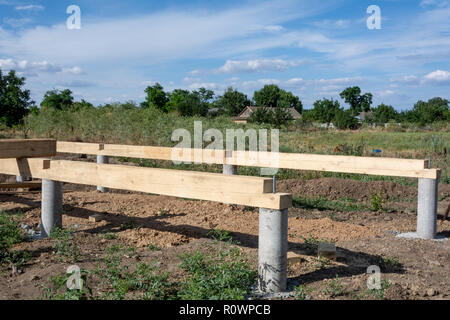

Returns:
370,192,384,212
0,211,30,268
119,221,142,231
99,232,117,240
369,279,392,299
40,269,92,300
378,256,402,272
158,210,169,217
50,227,82,262
147,243,161,251
178,247,257,300
314,255,332,271
95,245,174,300
207,228,238,244
322,275,345,298
294,284,314,300
438,193,449,201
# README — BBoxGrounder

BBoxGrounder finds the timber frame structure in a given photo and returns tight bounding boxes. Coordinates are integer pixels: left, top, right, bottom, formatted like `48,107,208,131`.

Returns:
0,139,444,293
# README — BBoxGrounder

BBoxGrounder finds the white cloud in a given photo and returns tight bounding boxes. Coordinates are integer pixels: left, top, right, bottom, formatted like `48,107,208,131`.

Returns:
0,58,83,75
242,79,281,89
420,0,449,8
313,19,351,29
15,4,44,11
389,75,420,85
422,70,450,85
217,58,305,74
3,17,33,28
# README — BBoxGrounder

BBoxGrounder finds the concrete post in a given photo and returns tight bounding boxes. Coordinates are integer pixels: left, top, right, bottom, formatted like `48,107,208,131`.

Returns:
416,178,438,239
397,177,440,240
41,179,63,238
222,164,238,175
16,175,31,182
97,155,109,192
258,208,288,293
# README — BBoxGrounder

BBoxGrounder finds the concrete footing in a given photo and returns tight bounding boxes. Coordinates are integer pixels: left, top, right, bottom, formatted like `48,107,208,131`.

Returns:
397,178,441,240
96,155,109,192
258,208,288,293
222,164,238,175
41,179,63,238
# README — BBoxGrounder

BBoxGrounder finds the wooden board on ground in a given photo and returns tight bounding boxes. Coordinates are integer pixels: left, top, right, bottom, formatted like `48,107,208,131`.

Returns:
0,139,56,159
0,158,291,210
0,182,41,190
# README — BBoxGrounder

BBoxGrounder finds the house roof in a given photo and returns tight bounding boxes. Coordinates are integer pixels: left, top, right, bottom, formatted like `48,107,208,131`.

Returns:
236,106,302,120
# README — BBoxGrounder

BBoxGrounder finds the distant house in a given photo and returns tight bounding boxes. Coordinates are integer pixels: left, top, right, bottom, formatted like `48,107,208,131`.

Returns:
234,106,302,124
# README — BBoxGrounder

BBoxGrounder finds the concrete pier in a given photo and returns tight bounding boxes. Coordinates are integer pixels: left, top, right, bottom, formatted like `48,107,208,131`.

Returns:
222,164,238,175
41,179,63,237
258,208,288,293
397,178,442,240
96,155,109,192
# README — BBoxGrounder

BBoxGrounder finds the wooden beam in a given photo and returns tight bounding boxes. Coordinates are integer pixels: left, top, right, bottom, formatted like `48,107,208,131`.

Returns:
56,141,436,179
0,139,56,159
0,182,41,189
0,159,289,209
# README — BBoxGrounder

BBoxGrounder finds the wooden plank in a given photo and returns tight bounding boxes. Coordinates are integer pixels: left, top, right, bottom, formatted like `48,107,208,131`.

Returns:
0,182,41,189
56,141,435,178
0,159,289,209
0,139,56,159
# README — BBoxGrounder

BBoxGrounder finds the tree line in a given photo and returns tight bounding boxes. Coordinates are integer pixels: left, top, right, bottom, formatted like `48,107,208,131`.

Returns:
0,69,449,129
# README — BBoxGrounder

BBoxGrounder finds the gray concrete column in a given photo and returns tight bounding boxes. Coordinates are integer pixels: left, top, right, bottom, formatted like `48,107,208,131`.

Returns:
222,164,238,175
417,178,438,239
41,179,63,238
16,175,31,182
97,155,109,193
258,208,288,293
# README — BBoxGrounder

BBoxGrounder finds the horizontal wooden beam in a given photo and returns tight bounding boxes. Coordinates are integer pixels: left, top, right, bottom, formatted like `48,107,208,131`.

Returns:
57,141,438,179
0,182,42,189
0,159,290,209
0,139,56,159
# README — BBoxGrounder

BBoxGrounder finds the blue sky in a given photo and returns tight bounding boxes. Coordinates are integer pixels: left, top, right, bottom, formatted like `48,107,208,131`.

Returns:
0,0,449,110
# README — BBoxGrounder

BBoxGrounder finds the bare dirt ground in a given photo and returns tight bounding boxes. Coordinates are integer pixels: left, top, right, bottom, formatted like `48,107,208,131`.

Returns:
0,174,449,300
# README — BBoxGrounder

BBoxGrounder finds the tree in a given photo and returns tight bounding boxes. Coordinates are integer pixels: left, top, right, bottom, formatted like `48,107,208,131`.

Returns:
280,91,303,114
248,105,293,127
310,98,340,124
409,97,449,125
0,69,33,126
166,89,209,117
253,84,281,108
333,109,359,130
142,83,168,112
340,86,373,116
72,99,95,111
215,87,250,116
371,104,398,124
41,89,74,110
253,84,302,112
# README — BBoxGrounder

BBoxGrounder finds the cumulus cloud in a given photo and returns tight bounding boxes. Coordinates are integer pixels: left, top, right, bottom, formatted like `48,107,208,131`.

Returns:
217,59,306,74
422,70,450,85
0,58,83,75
